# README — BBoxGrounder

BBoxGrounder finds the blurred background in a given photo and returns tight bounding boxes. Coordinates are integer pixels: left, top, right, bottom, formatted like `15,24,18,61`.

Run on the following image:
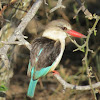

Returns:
0,0,100,100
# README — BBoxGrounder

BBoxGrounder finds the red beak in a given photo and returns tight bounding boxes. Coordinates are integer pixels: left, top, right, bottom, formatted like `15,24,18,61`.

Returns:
66,30,86,38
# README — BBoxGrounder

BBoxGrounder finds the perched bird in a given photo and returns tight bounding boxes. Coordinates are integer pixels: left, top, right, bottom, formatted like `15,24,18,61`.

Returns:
27,19,86,98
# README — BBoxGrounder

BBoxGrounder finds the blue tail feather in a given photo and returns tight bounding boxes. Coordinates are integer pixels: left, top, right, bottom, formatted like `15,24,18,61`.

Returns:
27,67,38,98
27,61,54,98
27,78,38,98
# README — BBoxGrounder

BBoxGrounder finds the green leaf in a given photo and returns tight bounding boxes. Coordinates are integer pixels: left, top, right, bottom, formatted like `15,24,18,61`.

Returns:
0,85,8,91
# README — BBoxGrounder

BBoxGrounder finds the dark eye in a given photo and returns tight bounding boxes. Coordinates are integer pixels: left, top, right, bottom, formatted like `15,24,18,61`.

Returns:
62,27,67,30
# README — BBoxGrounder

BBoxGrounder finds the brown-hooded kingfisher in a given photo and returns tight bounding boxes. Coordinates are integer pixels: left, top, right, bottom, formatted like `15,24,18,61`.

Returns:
27,19,86,98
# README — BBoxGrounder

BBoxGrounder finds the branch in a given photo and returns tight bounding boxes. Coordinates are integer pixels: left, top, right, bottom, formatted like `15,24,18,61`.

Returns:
0,0,43,68
54,74,100,90
44,0,48,5
74,0,92,19
67,15,100,53
49,0,65,13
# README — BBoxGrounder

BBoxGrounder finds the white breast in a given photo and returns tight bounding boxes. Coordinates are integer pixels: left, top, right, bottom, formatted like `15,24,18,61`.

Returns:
49,39,65,72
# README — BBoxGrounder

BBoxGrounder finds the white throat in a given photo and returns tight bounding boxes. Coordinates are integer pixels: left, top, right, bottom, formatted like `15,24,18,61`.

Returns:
42,27,67,42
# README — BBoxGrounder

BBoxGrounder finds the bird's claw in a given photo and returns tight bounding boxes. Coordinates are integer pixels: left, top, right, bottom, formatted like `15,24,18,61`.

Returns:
52,70,59,75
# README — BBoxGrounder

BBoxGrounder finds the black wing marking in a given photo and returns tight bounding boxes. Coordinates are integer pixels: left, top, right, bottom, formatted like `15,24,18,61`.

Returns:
30,37,61,70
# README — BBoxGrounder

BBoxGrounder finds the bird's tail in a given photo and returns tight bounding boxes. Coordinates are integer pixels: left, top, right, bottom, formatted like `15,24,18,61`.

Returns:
27,78,38,98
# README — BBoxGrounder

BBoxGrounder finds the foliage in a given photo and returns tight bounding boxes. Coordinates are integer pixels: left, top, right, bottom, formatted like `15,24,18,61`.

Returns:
0,82,8,91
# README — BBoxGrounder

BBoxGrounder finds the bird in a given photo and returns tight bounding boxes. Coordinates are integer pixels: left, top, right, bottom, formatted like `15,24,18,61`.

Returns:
27,19,86,98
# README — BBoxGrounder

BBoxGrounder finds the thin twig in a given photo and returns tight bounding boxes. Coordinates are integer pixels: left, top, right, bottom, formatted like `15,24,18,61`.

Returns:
74,0,92,19
49,0,65,13
83,15,100,100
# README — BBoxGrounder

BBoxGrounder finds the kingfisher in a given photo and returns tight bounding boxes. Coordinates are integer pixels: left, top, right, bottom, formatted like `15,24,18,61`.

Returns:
27,19,86,98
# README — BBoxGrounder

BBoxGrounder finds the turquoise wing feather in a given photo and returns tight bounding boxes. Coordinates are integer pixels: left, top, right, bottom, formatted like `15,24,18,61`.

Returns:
27,61,53,98
27,47,56,98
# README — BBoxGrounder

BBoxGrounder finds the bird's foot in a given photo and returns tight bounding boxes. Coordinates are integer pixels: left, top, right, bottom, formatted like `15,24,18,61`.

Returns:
52,70,59,75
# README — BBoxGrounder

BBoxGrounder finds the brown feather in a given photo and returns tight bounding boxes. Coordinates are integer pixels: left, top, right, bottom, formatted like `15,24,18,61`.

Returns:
30,37,61,71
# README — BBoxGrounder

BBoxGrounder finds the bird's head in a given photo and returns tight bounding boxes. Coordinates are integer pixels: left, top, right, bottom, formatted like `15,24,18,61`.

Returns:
43,19,86,41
